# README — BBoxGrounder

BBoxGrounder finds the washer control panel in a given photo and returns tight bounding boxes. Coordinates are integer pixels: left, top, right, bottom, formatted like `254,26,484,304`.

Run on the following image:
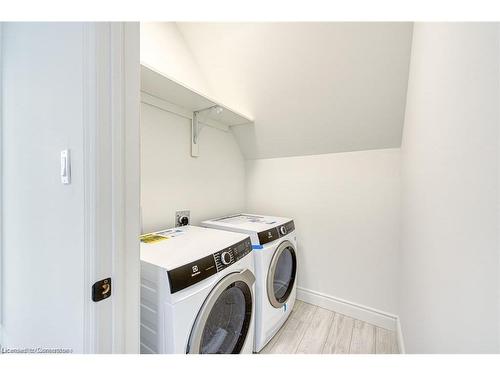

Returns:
214,237,252,272
167,237,252,294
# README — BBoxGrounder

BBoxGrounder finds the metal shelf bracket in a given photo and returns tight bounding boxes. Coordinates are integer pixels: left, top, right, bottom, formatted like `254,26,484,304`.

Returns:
191,105,222,157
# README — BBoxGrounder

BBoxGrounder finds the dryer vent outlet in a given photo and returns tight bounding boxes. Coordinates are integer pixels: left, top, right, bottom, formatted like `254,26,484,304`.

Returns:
175,210,190,227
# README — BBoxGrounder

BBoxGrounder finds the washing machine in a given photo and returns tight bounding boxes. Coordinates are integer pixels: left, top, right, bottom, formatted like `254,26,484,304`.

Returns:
202,214,297,352
140,225,255,354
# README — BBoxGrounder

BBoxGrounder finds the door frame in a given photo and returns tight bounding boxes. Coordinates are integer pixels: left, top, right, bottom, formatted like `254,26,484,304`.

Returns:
82,22,140,354
0,21,139,354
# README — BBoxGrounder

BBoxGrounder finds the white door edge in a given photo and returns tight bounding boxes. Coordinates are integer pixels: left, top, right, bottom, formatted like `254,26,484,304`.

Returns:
82,21,97,354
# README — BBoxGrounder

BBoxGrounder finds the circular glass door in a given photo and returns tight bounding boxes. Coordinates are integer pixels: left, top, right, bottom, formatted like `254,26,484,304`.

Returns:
200,281,252,354
267,241,297,308
187,270,255,354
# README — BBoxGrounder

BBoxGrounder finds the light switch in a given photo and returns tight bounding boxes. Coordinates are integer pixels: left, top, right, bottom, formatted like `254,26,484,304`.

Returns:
60,149,71,184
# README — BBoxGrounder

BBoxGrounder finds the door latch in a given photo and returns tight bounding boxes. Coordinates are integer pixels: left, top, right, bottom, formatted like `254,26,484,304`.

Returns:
92,278,111,302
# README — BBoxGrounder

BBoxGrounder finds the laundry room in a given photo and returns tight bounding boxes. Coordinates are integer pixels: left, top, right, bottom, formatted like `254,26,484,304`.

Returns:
1,14,499,364
138,22,405,354
137,21,498,355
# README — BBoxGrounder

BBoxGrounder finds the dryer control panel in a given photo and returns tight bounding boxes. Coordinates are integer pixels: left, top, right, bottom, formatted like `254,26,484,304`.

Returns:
167,237,252,293
257,220,295,245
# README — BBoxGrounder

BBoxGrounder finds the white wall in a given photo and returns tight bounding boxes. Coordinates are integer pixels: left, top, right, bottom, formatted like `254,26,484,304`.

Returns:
140,100,246,233
246,149,401,314
400,23,499,353
140,24,246,234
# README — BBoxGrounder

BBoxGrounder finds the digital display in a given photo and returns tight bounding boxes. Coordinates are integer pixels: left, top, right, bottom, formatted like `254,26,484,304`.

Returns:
235,242,245,254
284,220,295,233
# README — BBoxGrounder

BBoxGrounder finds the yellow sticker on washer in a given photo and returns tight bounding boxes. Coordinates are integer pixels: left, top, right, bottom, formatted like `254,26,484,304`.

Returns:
140,234,169,244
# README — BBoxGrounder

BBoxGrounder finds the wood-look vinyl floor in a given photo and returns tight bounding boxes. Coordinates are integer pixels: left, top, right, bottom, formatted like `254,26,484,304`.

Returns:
259,300,399,354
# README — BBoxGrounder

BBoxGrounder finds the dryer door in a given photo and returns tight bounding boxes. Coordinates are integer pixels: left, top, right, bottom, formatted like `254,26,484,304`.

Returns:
187,269,255,354
267,240,297,308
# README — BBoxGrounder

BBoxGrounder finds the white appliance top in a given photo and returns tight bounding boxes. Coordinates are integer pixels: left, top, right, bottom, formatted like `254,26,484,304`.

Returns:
140,225,249,271
202,214,291,233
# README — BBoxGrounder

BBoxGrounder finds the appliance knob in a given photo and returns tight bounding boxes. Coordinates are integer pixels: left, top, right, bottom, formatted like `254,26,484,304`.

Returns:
178,215,189,226
280,226,287,235
221,252,232,265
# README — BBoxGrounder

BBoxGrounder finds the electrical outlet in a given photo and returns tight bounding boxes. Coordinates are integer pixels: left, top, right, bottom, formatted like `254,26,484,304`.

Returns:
175,210,190,227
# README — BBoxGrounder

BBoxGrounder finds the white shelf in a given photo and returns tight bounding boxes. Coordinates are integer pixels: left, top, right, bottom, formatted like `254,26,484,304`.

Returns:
140,63,253,127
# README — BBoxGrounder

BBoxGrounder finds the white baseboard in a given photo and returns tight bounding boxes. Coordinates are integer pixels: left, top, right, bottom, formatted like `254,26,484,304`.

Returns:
296,286,398,331
395,316,406,354
296,287,406,353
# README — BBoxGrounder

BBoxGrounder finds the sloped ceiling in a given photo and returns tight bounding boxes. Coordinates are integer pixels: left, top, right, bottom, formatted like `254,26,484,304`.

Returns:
176,22,413,159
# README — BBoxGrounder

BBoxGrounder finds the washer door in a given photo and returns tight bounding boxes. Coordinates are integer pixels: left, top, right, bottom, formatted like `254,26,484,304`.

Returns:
267,240,297,308
187,269,255,354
